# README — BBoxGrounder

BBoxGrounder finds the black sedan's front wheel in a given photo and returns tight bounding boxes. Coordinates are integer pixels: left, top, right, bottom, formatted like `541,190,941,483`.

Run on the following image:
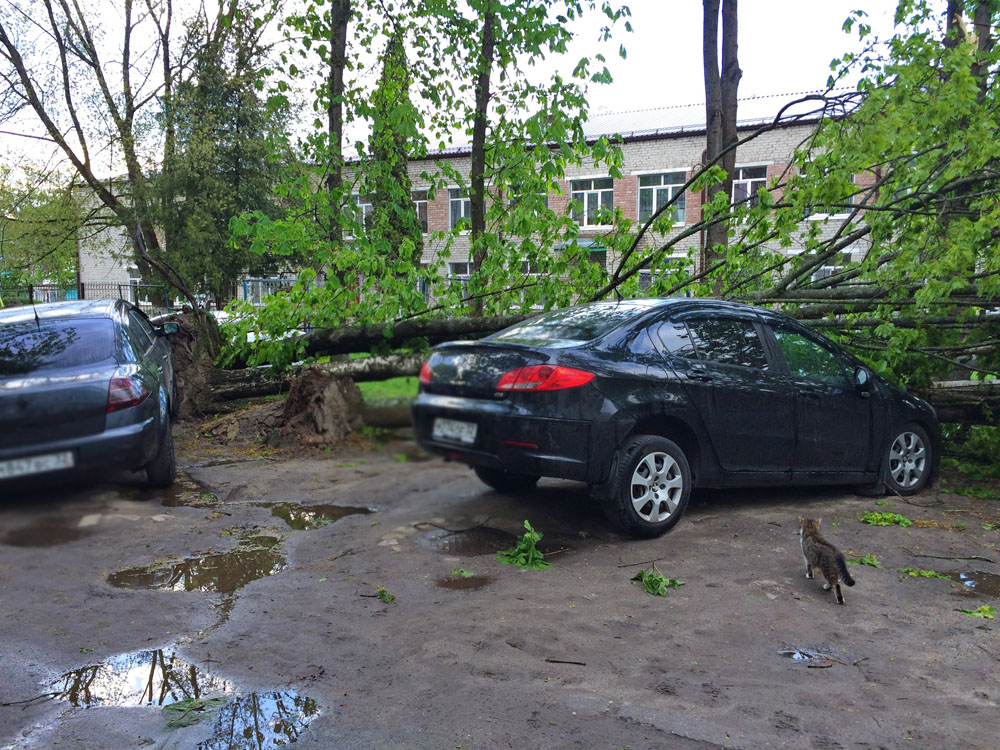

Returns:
607,435,691,538
883,423,932,495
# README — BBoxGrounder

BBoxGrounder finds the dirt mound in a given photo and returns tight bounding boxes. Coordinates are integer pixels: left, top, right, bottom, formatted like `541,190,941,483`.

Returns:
200,368,363,451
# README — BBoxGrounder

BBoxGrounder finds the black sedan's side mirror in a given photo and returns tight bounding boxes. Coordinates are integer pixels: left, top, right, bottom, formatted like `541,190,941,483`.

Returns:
854,366,873,395
158,321,181,336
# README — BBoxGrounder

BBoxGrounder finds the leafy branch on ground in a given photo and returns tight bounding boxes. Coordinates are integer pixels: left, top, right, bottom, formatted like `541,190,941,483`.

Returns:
897,567,950,579
496,520,551,570
847,553,881,568
631,565,685,597
163,696,230,729
376,586,395,604
959,605,996,619
450,569,475,578
861,511,913,527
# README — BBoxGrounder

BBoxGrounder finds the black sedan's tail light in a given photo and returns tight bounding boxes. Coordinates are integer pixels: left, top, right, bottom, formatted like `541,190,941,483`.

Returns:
418,361,432,386
496,365,595,392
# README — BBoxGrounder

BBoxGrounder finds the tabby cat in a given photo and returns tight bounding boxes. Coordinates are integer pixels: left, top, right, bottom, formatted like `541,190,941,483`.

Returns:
798,517,855,605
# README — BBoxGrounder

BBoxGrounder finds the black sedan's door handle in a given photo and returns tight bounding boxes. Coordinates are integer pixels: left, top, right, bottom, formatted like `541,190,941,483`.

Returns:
687,366,713,382
798,388,821,400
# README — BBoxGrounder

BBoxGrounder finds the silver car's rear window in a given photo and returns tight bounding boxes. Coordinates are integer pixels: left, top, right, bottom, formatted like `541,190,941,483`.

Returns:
0,318,116,375
490,303,648,348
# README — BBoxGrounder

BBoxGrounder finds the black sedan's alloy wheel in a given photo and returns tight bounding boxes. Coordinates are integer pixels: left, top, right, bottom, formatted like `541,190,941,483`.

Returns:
607,435,691,538
883,423,932,495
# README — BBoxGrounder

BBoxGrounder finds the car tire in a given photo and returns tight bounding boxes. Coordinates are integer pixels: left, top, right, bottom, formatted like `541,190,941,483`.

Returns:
146,422,177,489
169,378,179,420
474,467,540,493
606,434,691,538
881,423,932,496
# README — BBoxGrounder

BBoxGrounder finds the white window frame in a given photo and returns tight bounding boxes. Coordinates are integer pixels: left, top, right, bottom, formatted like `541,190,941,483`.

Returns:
637,171,687,225
412,189,429,234
731,165,768,209
449,188,472,232
571,177,614,227
447,261,470,289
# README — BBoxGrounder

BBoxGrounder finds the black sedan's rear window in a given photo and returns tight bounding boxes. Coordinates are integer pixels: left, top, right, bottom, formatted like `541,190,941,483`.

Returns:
0,318,116,375
490,303,647,348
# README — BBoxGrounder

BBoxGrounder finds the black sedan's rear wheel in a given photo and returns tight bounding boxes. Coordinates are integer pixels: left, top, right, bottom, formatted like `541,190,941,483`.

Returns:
883,423,932,495
607,435,691,538
474,467,540,493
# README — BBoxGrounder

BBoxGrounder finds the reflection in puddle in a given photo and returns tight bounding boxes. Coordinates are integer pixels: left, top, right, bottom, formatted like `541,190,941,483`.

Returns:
436,574,493,590
423,527,518,556
52,649,320,749
943,570,1000,597
255,501,372,530
107,544,286,593
196,690,320,750
54,648,233,707
157,472,219,508
0,516,92,547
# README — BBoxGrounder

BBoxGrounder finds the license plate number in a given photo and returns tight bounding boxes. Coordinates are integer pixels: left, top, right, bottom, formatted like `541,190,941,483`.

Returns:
432,418,477,445
0,451,75,480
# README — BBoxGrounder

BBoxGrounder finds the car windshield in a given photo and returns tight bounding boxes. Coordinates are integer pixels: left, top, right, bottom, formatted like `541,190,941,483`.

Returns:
0,318,116,375
490,302,649,348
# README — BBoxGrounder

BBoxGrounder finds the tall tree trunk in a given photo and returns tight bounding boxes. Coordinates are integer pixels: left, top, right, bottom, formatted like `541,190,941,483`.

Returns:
702,0,740,290
326,0,351,248
469,4,496,315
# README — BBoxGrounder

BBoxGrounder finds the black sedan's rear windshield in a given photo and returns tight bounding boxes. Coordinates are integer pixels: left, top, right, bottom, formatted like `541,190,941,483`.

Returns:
490,303,648,348
0,318,116,375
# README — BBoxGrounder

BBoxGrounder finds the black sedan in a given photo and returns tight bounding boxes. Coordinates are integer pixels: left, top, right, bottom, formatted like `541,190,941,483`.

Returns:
413,298,940,537
0,299,179,489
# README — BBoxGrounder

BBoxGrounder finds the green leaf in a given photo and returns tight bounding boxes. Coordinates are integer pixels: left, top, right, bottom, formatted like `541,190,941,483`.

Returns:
861,512,912,527
631,565,685,597
163,697,229,729
959,605,996,619
497,520,551,570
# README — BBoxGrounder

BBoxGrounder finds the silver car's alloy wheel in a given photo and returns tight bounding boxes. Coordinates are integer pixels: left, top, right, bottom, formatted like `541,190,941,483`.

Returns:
630,451,683,523
888,431,926,489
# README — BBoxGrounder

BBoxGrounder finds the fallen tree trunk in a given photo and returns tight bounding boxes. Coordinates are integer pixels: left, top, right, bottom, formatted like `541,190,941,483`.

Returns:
207,353,424,403
917,380,1000,426
301,314,532,357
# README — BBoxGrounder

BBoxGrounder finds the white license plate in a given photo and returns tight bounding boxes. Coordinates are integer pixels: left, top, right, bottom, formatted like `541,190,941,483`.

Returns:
0,451,75,480
432,418,478,445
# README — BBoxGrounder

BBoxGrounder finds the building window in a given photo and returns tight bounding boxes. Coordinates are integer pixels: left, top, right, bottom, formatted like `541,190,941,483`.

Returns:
448,262,470,289
412,190,428,233
732,166,767,208
571,177,614,226
508,189,549,212
810,251,854,283
449,188,472,230
638,172,686,224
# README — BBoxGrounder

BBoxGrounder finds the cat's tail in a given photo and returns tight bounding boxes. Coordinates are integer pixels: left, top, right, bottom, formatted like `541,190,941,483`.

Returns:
837,556,856,586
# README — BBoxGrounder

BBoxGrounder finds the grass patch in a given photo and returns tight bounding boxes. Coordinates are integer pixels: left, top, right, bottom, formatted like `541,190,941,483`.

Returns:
357,376,418,402
861,511,913,527
941,484,998,500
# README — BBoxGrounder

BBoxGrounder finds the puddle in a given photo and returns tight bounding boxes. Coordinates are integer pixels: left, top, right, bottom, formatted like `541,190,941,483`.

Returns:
778,648,831,663
107,544,286,594
943,570,1000,597
422,527,519,556
436,574,493,590
53,648,233,707
51,649,319,749
195,690,319,749
255,501,372,530
0,516,93,547
157,472,219,508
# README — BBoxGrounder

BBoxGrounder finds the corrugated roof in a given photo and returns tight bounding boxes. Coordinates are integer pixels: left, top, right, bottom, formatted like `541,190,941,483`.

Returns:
415,89,847,160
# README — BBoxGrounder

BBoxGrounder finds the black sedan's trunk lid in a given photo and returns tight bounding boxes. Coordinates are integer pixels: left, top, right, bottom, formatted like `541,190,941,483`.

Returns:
424,342,548,398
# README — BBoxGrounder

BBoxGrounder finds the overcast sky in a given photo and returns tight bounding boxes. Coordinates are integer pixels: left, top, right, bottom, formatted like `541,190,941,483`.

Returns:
0,0,916,175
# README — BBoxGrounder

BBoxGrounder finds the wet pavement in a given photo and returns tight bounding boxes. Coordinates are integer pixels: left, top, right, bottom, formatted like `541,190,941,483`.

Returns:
1,433,999,749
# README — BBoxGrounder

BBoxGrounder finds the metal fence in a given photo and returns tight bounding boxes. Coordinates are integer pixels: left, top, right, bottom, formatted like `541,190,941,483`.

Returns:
0,282,170,315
